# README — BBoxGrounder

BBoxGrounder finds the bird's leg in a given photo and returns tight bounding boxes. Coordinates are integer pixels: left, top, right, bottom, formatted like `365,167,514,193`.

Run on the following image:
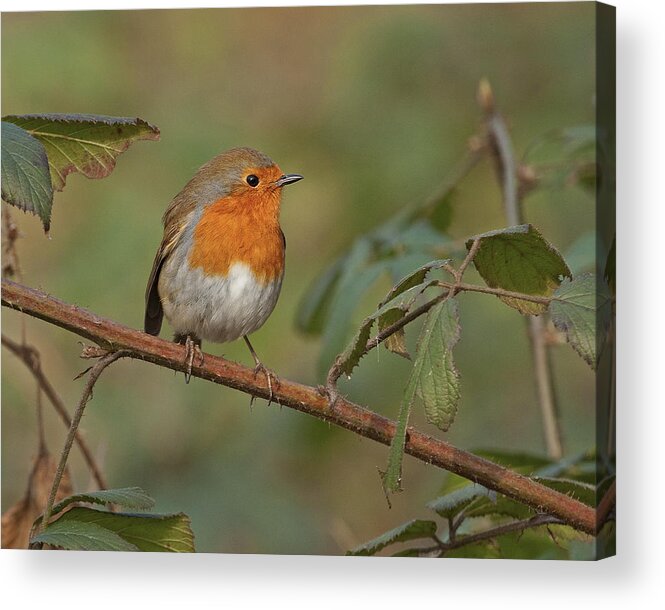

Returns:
243,335,279,403
175,333,203,384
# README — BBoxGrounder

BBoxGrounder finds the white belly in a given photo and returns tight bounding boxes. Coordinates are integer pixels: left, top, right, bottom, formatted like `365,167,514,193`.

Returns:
158,259,283,343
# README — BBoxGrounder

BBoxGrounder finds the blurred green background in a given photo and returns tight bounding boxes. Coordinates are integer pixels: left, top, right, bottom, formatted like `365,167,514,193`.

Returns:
2,3,596,554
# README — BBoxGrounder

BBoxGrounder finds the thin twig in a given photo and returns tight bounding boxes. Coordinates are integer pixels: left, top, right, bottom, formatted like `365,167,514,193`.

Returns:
2,334,109,491
414,514,563,557
2,278,599,534
39,350,127,533
437,280,553,305
479,79,563,459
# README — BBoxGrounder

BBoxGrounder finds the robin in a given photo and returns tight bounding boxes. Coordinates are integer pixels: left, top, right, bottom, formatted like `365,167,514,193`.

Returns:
144,146,303,387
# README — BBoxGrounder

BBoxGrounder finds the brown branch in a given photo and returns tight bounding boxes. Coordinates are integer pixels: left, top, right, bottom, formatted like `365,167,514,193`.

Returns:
479,79,563,460
38,350,127,534
1,278,599,535
2,334,109,491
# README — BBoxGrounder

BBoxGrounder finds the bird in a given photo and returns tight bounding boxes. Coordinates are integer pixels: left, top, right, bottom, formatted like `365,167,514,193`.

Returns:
144,146,303,388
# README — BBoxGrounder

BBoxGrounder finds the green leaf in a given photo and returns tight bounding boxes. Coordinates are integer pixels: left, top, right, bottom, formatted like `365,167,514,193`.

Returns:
319,238,386,374
347,519,438,556
56,506,195,552
427,484,493,519
51,487,155,516
412,298,461,430
1,121,54,231
2,114,160,192
549,273,612,369
382,298,461,495
332,315,376,378
379,260,447,307
468,224,571,314
31,519,139,552
295,255,346,335
333,279,439,377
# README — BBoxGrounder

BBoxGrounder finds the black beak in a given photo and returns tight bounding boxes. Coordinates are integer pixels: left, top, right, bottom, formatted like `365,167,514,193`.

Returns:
275,173,303,187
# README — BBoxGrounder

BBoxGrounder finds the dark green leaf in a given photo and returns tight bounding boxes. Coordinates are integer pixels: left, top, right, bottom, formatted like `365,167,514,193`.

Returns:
379,259,448,308
50,487,155,516
427,484,493,519
295,255,346,335
57,506,195,552
468,224,571,314
1,121,54,231
31,519,138,552
347,519,438,556
332,279,439,378
3,114,160,192
549,273,612,368
319,239,386,374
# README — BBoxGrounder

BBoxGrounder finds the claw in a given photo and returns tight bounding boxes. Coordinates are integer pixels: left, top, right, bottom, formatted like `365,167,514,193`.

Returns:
252,362,279,404
181,335,203,384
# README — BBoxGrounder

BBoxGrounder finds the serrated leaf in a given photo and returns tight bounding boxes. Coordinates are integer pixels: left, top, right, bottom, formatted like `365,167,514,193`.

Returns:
333,315,376,378
382,298,461,495
50,487,155,516
319,238,386,375
1,121,54,231
31,519,138,552
549,273,612,369
427,484,493,519
417,298,461,430
347,519,438,556
468,224,571,314
3,114,160,192
296,255,346,335
333,280,439,376
56,506,195,552
379,259,448,308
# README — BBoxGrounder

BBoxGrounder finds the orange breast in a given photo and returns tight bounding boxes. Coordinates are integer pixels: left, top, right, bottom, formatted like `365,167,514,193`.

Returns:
188,190,285,283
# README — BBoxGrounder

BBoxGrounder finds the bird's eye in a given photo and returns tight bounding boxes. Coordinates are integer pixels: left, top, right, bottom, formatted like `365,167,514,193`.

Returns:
246,174,259,187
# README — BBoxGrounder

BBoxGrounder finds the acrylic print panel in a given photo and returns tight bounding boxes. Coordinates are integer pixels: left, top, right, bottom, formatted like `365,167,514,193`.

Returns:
1,2,615,558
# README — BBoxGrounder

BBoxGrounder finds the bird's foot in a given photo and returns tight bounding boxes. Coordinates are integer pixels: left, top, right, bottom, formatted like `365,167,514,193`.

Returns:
252,362,280,404
180,335,203,384
317,383,341,411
